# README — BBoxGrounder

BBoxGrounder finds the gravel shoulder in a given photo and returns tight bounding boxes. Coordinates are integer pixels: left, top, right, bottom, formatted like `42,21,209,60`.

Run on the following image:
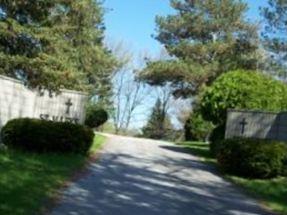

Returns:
51,134,273,215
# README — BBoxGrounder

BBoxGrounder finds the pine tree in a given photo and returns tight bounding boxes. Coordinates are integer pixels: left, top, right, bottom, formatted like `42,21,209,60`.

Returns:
0,0,116,99
142,99,173,140
141,0,260,96
52,0,117,105
0,0,77,91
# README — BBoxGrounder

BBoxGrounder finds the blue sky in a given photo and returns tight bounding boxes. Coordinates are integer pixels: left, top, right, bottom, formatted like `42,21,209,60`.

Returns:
104,0,268,57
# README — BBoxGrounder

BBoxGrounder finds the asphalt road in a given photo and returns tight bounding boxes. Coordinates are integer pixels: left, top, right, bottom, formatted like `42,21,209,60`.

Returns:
51,134,273,215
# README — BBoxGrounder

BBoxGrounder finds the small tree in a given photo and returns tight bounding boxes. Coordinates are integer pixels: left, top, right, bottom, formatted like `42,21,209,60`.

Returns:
142,99,173,140
185,111,214,141
85,105,108,129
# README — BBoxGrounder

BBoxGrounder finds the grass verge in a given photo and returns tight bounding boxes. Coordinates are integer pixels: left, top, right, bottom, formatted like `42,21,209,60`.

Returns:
0,134,106,215
178,141,287,215
178,141,216,165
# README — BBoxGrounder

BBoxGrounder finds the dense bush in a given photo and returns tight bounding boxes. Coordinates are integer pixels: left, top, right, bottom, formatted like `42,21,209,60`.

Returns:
209,124,225,156
217,138,287,179
200,70,287,125
1,118,95,154
185,111,214,141
85,107,108,129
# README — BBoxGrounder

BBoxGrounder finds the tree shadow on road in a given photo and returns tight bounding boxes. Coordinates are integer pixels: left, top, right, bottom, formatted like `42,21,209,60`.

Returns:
52,151,273,215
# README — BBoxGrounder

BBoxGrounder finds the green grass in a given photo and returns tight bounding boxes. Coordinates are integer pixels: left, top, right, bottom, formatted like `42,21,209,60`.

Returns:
179,141,287,215
0,134,106,215
90,134,106,154
178,141,216,165
229,176,287,215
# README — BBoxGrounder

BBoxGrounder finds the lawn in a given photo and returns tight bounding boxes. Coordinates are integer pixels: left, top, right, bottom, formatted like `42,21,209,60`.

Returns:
178,141,216,165
0,134,106,215
178,141,287,215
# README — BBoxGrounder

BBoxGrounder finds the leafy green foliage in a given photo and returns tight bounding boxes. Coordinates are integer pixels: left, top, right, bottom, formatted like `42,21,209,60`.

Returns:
140,0,259,96
200,70,287,125
217,138,287,179
1,118,95,154
184,111,214,141
85,106,108,129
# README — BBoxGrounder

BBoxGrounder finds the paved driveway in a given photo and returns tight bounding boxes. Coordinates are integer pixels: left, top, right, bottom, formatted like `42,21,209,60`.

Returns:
51,134,273,215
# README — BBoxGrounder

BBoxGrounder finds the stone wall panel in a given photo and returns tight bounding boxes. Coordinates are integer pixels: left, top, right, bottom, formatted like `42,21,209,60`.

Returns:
225,110,287,142
0,75,87,129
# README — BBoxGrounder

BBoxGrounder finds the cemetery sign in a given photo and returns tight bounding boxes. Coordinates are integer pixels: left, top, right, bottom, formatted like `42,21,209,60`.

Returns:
225,109,287,141
0,75,87,129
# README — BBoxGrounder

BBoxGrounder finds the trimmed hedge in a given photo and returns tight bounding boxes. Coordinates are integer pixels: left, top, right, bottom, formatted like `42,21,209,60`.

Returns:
85,108,108,129
1,118,94,154
217,138,287,179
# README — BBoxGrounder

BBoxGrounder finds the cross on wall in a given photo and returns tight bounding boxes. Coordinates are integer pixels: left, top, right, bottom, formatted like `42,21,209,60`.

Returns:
239,118,248,134
65,98,73,114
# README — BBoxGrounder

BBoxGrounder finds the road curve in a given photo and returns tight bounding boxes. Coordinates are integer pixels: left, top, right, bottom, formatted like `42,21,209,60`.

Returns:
51,134,273,215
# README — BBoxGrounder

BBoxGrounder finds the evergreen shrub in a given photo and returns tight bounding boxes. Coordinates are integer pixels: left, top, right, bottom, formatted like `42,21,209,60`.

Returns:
1,118,94,154
85,108,108,129
217,138,287,178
